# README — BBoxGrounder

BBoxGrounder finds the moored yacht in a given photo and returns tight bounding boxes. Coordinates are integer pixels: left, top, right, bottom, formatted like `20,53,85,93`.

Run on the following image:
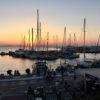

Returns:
32,61,48,75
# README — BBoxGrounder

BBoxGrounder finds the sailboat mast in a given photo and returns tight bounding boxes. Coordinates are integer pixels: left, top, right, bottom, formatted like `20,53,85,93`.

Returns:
74,33,76,46
64,26,66,47
62,26,66,49
28,29,30,50
53,35,55,49
32,28,34,50
56,35,58,50
23,35,26,50
37,9,39,49
84,18,86,60
70,33,71,46
95,34,100,53
39,22,41,46
47,32,49,52
96,35,100,47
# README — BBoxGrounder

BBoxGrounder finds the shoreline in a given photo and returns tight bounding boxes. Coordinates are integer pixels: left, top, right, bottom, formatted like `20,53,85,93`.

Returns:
0,73,67,82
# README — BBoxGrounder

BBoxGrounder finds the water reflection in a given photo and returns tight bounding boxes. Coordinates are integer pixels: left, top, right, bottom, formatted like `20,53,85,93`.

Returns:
0,53,100,75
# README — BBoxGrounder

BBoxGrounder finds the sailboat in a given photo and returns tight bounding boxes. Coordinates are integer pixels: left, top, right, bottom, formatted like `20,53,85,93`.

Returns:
60,26,79,59
77,18,95,68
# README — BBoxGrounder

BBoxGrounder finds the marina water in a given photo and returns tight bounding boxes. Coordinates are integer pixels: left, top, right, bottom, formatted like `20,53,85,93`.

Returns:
0,46,100,75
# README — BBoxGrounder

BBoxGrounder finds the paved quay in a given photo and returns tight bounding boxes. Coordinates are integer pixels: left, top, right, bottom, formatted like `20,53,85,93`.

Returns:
0,74,96,100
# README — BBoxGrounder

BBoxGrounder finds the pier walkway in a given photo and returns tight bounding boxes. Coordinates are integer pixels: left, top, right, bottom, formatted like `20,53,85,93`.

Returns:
0,73,95,100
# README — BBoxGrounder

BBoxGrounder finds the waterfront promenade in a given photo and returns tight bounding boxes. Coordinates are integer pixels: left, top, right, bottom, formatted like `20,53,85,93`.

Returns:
0,73,94,100
0,73,76,99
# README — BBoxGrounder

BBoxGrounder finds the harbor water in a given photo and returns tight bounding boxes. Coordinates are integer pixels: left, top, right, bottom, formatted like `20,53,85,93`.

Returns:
0,46,100,75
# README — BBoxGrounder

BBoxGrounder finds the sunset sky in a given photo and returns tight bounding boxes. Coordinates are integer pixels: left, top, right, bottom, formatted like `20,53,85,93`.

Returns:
0,0,100,46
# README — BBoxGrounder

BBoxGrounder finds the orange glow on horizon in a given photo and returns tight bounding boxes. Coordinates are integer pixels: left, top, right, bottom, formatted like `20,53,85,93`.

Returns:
0,31,98,46
0,15,99,46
